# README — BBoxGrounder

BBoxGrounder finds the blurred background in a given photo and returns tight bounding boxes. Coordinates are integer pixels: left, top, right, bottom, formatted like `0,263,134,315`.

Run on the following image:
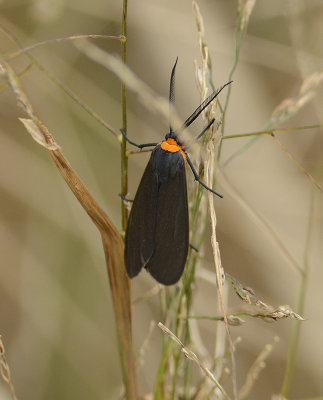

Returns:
0,0,322,399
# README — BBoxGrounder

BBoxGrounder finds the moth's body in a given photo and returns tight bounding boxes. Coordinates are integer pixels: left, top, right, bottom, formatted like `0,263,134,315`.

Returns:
125,135,189,285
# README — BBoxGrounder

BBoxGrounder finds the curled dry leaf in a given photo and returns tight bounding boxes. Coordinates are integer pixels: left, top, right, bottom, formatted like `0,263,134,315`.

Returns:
19,118,60,150
227,315,245,326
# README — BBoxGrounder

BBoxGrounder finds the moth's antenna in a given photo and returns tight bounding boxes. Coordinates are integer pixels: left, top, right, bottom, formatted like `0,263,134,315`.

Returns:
183,81,233,128
169,57,178,133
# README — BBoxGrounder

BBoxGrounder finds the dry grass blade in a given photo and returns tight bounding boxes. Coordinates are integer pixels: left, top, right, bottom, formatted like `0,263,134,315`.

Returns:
193,1,238,397
269,71,323,127
222,71,322,167
4,34,125,59
196,269,304,322
0,336,18,400
193,0,210,104
189,307,303,324
158,323,231,400
239,337,280,399
0,60,137,400
238,0,257,32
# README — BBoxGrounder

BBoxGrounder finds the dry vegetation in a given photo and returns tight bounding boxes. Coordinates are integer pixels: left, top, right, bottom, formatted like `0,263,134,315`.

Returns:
0,1,322,399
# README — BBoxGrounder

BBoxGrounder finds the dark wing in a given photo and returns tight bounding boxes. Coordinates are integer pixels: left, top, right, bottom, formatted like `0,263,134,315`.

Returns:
145,152,189,285
124,160,159,278
125,148,189,285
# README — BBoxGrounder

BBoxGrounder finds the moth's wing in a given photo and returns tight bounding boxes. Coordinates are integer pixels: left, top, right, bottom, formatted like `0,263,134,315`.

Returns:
146,152,189,285
125,158,158,278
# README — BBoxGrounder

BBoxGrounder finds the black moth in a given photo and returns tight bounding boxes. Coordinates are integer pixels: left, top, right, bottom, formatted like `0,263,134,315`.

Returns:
121,59,231,285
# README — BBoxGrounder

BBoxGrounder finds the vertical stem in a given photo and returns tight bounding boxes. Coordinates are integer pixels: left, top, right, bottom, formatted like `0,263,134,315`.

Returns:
217,23,242,162
280,189,315,396
121,0,128,231
119,2,137,399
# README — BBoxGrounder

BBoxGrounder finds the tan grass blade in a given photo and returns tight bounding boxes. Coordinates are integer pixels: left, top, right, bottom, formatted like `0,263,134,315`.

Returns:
0,336,18,400
0,60,137,400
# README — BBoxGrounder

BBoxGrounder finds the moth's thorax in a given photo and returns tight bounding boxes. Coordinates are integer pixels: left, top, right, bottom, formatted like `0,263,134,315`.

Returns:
150,143,186,182
161,137,186,161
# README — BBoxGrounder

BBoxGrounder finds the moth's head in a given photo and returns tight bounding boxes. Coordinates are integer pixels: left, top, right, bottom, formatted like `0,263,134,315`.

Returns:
165,130,183,146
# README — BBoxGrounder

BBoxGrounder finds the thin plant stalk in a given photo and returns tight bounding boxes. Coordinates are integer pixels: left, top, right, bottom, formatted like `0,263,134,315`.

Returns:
119,2,138,397
121,0,129,231
217,11,247,161
3,34,124,59
280,188,315,396
222,124,323,140
222,129,323,194
154,288,182,399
